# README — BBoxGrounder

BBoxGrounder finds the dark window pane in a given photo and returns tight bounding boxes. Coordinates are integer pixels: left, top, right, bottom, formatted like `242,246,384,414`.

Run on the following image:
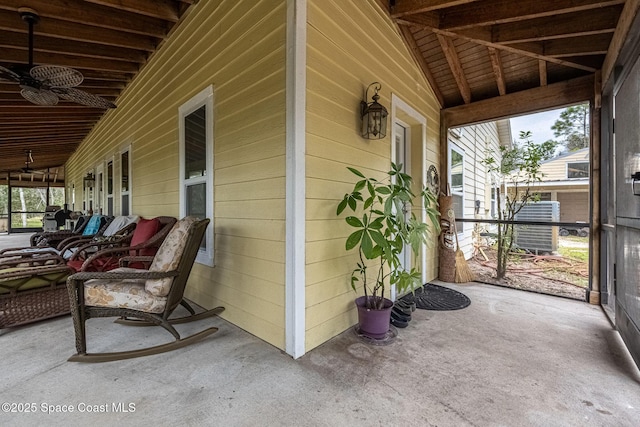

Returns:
450,150,463,194
108,198,114,216
107,161,114,194
186,183,206,249
121,151,129,192
185,106,207,179
567,162,589,179
121,194,129,216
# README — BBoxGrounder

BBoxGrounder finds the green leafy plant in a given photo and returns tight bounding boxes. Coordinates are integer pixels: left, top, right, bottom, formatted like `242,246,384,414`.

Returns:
484,131,553,279
337,163,440,310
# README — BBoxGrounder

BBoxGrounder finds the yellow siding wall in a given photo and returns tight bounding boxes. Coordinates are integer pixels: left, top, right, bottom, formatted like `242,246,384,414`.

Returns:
539,148,589,181
305,0,441,351
65,0,288,349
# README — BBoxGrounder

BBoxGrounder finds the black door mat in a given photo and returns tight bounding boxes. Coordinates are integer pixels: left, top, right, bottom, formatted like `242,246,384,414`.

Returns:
400,283,471,311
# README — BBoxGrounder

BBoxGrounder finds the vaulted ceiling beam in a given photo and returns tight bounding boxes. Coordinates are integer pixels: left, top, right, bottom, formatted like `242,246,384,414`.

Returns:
396,18,597,72
492,6,621,44
508,34,612,58
602,0,640,85
439,0,624,31
390,0,479,17
539,60,547,86
487,47,506,96
443,74,595,127
436,34,471,104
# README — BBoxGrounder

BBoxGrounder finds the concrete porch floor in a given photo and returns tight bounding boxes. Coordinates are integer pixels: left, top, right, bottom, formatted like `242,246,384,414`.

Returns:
1,234,639,426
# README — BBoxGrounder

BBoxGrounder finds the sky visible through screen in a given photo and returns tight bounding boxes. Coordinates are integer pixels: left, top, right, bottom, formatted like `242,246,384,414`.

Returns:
509,109,564,145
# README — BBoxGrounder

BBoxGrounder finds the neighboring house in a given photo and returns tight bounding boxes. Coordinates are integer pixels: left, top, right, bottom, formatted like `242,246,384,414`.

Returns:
506,148,590,226
63,0,441,357
447,120,512,258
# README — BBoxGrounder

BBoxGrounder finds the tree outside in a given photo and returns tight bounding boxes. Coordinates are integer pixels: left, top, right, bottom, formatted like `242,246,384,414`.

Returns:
551,103,590,152
1,185,65,229
484,131,554,279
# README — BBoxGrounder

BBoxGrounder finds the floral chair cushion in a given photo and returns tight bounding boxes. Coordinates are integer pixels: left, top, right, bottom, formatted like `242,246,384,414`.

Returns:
145,216,200,297
84,268,166,313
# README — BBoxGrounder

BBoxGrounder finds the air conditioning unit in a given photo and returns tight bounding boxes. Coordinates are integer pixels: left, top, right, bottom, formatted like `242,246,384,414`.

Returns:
513,201,559,253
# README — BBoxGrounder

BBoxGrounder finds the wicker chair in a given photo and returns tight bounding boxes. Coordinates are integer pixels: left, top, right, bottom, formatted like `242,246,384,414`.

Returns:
0,215,114,257
66,217,224,362
29,215,91,248
0,216,137,263
0,254,72,328
67,216,177,272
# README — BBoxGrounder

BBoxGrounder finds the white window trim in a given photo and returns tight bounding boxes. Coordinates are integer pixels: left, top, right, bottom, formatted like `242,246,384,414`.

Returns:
120,145,132,216
391,93,428,294
449,142,465,234
179,85,214,267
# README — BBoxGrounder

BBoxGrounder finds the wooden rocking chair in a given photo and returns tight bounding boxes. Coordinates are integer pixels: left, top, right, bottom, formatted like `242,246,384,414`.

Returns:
66,217,224,362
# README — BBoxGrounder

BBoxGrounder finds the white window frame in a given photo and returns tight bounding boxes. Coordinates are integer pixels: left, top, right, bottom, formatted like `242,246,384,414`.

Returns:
179,85,214,266
120,146,132,216
448,142,465,233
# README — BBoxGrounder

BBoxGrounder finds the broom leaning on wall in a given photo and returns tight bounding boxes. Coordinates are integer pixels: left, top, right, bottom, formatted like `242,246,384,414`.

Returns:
449,210,474,283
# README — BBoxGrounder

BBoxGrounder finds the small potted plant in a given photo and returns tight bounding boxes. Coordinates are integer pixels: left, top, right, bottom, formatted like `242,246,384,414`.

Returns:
337,163,440,338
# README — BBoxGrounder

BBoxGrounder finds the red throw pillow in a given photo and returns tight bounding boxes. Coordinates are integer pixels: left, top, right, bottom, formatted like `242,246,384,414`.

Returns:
130,218,161,257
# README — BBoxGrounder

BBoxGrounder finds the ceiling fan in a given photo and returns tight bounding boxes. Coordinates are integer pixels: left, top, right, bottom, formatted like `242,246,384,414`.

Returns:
0,7,116,109
20,149,46,174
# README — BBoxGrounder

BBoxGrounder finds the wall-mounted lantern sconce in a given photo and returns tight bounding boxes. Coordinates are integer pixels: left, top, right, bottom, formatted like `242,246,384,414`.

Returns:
83,172,95,188
360,82,388,140
632,172,640,196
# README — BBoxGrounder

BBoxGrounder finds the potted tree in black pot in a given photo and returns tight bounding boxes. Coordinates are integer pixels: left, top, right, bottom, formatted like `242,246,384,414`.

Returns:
337,163,440,339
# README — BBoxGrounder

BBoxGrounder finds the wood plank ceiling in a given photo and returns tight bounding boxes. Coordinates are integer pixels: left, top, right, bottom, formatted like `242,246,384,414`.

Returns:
0,0,193,184
0,0,634,185
386,0,627,109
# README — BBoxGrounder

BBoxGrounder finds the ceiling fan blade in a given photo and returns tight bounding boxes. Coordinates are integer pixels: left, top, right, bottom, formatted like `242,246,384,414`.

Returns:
0,65,21,82
53,87,116,109
21,87,59,106
30,64,83,88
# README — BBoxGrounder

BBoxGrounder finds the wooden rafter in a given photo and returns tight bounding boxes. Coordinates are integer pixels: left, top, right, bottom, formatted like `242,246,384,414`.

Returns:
436,34,471,104
539,60,548,86
487,47,506,96
390,0,480,17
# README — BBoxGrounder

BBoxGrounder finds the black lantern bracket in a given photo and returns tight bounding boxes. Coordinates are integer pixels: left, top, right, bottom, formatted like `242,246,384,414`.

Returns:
360,82,388,140
83,172,95,188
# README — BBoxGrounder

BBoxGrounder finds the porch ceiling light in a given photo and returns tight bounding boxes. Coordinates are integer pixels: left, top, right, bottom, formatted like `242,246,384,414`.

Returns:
83,172,95,188
632,172,640,196
360,82,388,140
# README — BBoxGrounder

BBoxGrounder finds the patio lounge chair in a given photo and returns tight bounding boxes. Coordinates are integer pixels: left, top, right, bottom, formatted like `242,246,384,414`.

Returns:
0,216,137,262
0,254,72,328
0,215,113,258
28,215,99,248
66,217,224,362
66,216,177,272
